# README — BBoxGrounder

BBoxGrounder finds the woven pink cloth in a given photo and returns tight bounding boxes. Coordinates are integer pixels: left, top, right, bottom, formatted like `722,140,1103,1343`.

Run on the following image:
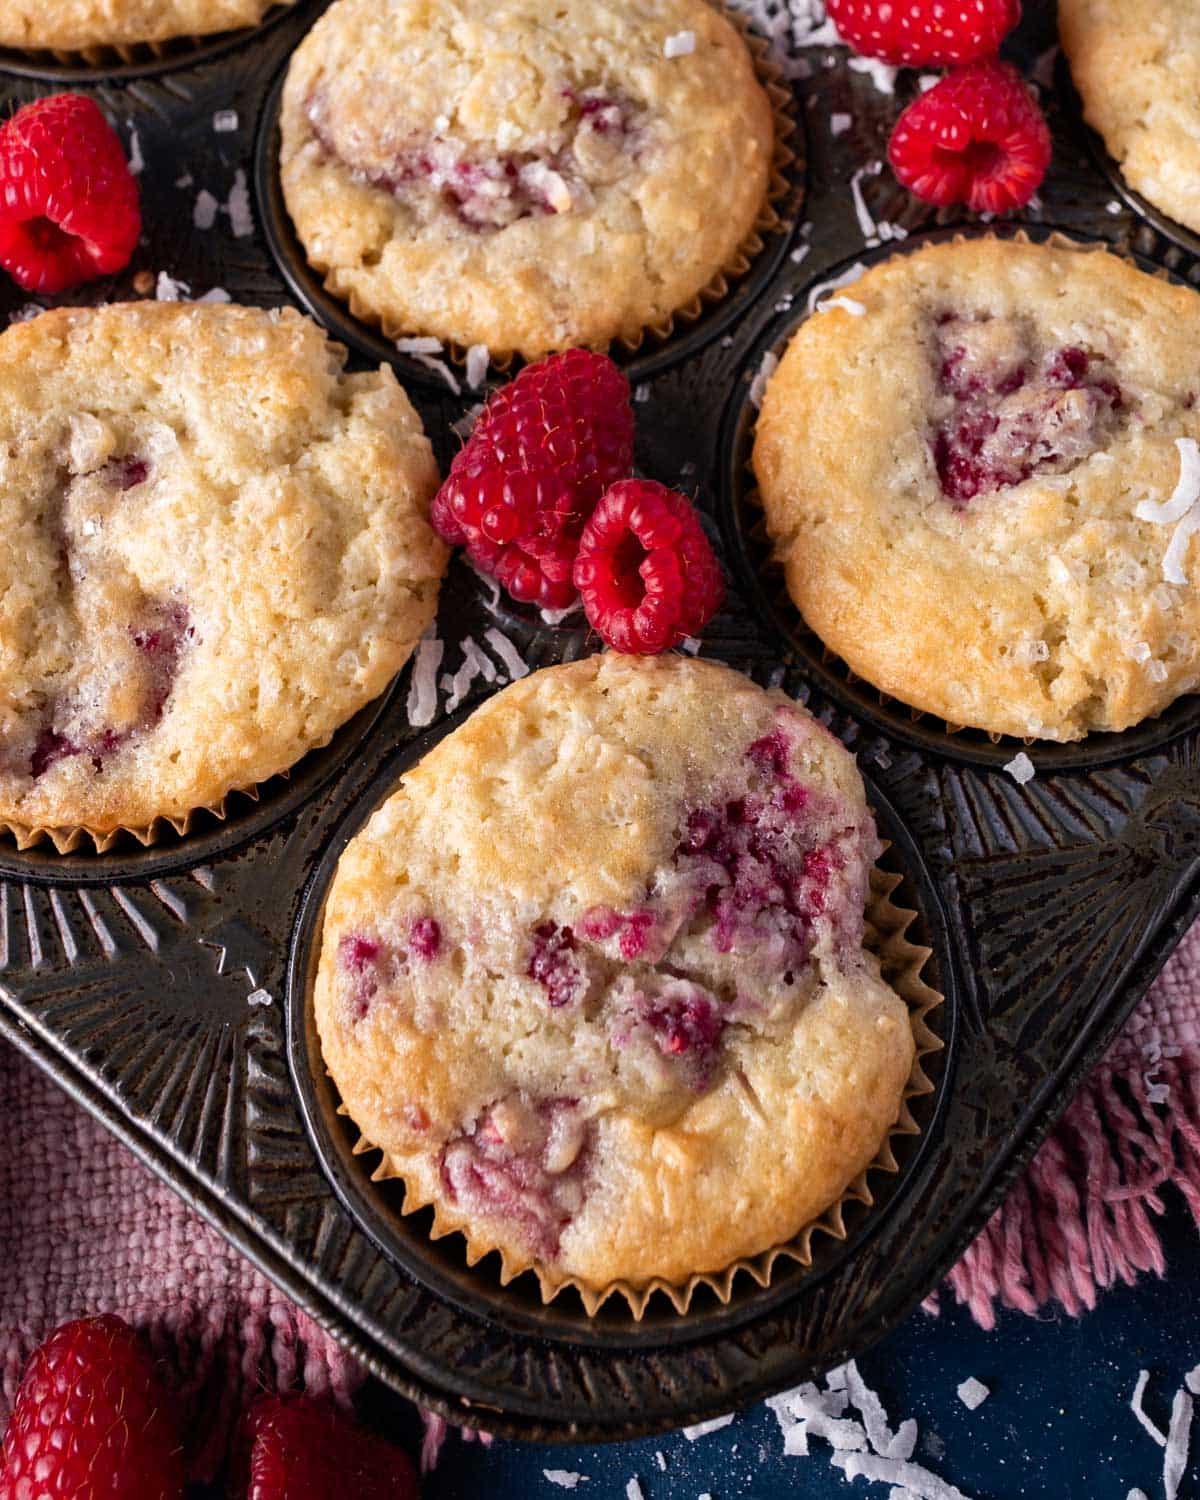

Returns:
3,922,1200,1468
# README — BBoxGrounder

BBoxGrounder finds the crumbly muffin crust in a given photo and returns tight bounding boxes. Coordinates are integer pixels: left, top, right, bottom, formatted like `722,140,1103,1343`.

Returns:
279,0,775,360
0,302,445,835
753,237,1200,741
314,653,912,1292
0,0,279,51
1061,0,1200,237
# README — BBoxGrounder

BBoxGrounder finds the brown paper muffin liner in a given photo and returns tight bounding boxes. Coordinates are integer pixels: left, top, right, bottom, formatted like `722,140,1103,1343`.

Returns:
351,859,942,1319
0,779,271,855
3,1,297,69
311,4,799,372
747,228,1152,748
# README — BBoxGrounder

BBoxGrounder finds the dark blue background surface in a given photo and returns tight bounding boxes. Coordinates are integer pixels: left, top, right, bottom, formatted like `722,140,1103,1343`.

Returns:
373,1193,1200,1499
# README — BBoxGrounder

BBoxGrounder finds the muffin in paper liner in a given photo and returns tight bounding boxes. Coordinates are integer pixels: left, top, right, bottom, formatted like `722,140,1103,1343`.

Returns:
312,652,935,1319
0,1,298,66
346,861,941,1318
0,300,446,857
277,0,797,368
750,229,1200,746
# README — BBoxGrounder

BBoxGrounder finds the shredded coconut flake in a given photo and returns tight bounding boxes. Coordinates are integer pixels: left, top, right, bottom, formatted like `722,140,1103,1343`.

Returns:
406,626,444,727
655,1452,667,1471
683,1415,735,1440
847,54,898,93
442,636,498,712
749,350,779,409
484,627,530,681
1131,1370,1169,1447
196,287,232,303
225,169,253,237
194,189,219,231
834,1452,974,1500
626,1482,644,1500
247,988,272,1007
155,271,189,302
544,1472,588,1489
395,336,445,354
213,109,238,133
1164,1388,1193,1500
465,343,490,389
174,172,194,189
1163,505,1200,585
127,127,144,175
850,161,883,240
956,1378,989,1411
453,402,486,440
807,261,867,314
412,353,462,394
1004,752,1035,785
9,303,43,324
818,295,866,316
831,111,852,136
1137,439,1200,524
664,29,696,55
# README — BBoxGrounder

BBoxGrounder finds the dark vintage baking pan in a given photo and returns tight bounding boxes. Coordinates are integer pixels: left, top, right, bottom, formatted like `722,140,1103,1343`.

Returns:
2,0,1199,1442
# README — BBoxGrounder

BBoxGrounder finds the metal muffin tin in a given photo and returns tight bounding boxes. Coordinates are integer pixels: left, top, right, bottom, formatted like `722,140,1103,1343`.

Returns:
1,0,1198,1442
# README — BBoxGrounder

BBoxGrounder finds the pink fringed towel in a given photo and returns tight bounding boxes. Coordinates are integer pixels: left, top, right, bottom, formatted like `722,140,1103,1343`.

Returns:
3,920,1200,1460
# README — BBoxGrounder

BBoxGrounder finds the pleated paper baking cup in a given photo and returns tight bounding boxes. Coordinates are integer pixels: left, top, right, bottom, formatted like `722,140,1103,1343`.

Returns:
287,2,798,372
351,861,941,1320
0,1,297,70
0,783,261,856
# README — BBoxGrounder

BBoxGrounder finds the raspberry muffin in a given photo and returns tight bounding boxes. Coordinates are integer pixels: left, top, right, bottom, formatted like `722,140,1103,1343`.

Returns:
314,653,914,1297
279,0,775,360
0,302,445,841
754,237,1200,741
0,0,280,51
1061,0,1200,236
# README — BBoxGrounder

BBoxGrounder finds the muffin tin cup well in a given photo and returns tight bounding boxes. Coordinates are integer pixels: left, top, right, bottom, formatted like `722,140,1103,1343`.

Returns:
252,0,807,393
285,725,953,1357
1055,52,1200,266
0,0,305,83
4,0,1200,1440
717,223,1200,775
286,720,946,1327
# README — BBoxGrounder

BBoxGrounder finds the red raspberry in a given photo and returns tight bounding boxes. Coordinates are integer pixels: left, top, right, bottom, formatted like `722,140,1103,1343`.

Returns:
572,479,724,653
827,0,1020,66
431,349,634,609
887,60,1051,214
0,1315,183,1500
231,1394,419,1500
0,94,141,295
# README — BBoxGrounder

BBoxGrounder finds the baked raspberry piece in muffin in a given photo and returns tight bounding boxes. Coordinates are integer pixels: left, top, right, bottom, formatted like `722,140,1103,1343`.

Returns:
314,653,913,1295
753,237,1200,741
279,0,775,359
0,302,445,840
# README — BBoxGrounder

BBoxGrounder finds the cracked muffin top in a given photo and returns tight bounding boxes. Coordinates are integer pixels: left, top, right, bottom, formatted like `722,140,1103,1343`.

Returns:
754,237,1200,741
278,0,775,360
0,0,281,51
1061,0,1200,237
0,301,445,837
314,653,912,1293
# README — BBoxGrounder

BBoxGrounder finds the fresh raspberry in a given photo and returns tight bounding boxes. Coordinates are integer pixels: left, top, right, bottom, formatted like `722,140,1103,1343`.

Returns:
572,479,724,653
0,1315,183,1500
431,349,634,609
826,0,1020,66
887,60,1051,214
0,94,141,295
231,1394,419,1500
